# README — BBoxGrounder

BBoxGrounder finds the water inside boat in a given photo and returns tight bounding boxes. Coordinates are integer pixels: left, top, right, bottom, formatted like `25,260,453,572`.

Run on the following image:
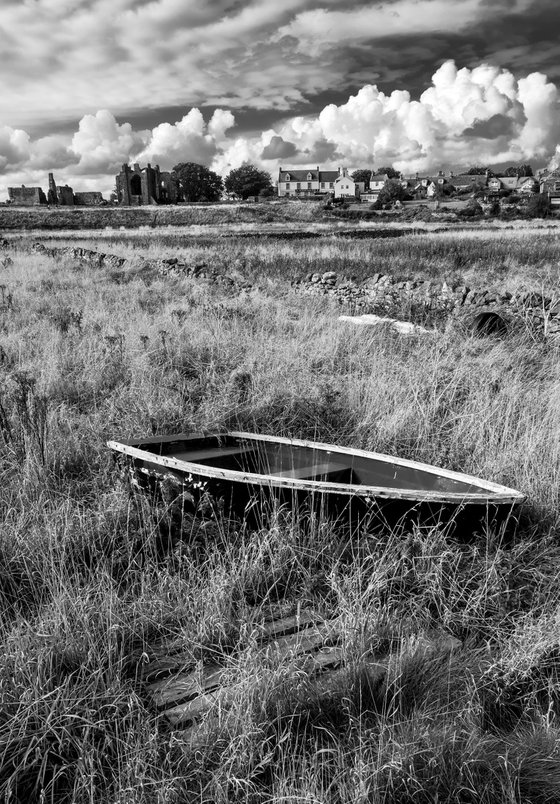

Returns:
142,434,482,495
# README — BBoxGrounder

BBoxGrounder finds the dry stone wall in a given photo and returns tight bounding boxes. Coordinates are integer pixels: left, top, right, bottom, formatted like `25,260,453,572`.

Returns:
293,271,560,337
6,241,559,337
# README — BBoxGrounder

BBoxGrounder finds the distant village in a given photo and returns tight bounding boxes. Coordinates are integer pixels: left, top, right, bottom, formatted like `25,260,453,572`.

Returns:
5,161,560,210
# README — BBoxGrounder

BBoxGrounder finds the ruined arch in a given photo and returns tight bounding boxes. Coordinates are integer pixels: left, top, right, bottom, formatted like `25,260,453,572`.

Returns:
130,174,142,196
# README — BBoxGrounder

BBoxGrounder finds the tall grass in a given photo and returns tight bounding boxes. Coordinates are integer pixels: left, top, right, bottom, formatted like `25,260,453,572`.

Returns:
1,229,560,801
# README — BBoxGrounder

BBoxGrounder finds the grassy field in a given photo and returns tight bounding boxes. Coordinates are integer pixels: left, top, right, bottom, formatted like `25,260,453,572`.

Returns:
2,222,560,802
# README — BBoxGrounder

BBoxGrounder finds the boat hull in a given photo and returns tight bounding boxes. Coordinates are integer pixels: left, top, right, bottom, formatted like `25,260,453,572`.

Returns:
107,432,525,538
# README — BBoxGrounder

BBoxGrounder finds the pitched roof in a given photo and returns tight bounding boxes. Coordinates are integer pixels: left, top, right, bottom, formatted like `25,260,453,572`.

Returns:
279,168,339,182
370,173,389,182
450,174,485,187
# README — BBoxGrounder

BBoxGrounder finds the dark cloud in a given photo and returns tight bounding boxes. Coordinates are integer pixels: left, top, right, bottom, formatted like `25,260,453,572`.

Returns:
463,114,516,139
260,135,298,160
304,139,338,162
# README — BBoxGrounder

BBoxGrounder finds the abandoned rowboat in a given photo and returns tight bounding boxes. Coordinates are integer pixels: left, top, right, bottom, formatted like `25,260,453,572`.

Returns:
107,431,525,534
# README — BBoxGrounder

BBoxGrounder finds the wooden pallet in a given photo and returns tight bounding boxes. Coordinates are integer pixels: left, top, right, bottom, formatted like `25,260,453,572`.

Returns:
142,608,344,732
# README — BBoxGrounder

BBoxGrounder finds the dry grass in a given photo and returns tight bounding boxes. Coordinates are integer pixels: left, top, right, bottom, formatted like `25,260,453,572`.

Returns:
1,224,560,802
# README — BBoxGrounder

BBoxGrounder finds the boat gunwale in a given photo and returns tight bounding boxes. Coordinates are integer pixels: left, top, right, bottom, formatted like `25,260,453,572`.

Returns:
107,431,525,505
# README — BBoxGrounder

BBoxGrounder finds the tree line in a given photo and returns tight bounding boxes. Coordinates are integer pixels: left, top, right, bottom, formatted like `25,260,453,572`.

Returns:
171,161,537,202
173,162,273,201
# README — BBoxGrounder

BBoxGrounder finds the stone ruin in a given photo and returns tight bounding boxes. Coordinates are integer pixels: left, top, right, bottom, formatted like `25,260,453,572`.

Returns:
7,186,47,206
115,163,178,206
7,173,103,206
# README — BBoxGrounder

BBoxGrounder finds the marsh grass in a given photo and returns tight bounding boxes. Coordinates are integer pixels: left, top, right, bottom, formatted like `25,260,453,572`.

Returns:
2,227,560,801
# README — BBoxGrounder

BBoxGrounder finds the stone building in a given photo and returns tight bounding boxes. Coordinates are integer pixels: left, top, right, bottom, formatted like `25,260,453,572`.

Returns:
73,192,104,205
7,186,47,205
7,173,104,206
115,163,178,205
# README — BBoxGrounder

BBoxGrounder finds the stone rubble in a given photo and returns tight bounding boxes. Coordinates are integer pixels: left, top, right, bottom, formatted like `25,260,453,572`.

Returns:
292,270,560,337
8,242,560,338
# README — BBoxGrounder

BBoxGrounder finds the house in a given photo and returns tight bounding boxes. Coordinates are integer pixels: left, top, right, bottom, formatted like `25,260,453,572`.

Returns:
334,168,365,199
516,176,538,195
540,171,560,207
448,173,487,192
277,166,340,197
361,172,390,202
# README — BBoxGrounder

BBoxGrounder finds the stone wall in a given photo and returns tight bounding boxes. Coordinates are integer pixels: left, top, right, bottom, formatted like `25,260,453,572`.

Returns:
293,271,560,337
73,192,104,206
23,241,560,338
7,187,47,206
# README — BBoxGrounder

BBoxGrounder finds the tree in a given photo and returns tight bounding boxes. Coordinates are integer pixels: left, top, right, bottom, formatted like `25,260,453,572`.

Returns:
224,164,273,199
374,178,406,208
466,166,490,175
351,169,372,188
376,166,400,179
172,162,223,202
525,194,550,218
504,164,533,177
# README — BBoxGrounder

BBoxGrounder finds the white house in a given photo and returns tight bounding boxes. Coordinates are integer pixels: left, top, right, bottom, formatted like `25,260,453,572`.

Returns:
277,166,340,197
334,168,365,199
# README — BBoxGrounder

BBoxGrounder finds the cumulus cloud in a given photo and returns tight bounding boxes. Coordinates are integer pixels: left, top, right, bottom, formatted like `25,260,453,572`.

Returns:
0,126,30,172
0,107,237,196
229,60,560,175
71,110,148,173
136,109,235,168
2,59,560,198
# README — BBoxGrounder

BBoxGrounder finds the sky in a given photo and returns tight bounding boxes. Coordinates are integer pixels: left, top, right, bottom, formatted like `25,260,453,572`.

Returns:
1,0,560,198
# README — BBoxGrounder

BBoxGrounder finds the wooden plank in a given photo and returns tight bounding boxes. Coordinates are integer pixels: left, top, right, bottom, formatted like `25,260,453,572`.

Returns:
142,655,193,682
162,647,346,729
259,609,323,640
148,663,225,708
163,686,236,726
265,621,337,659
271,461,348,480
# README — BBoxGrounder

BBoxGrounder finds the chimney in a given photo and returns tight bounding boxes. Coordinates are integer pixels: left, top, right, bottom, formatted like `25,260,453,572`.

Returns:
338,166,342,176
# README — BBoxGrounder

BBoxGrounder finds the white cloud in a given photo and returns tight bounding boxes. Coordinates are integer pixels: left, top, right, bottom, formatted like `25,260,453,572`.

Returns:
244,60,560,175
2,59,560,199
274,0,533,56
0,126,30,171
71,110,148,173
136,108,235,168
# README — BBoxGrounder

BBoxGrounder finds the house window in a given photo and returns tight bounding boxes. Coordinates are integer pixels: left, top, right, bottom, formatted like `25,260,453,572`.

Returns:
285,174,290,181
297,183,301,189
321,182,325,188
554,183,560,191
307,182,312,189
286,183,290,189
329,182,334,188
307,173,312,181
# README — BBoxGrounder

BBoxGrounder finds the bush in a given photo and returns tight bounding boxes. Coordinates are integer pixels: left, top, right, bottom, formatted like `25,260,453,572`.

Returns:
525,194,550,218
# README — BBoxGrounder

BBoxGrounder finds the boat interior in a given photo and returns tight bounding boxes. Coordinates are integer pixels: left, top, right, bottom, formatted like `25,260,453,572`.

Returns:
135,434,481,494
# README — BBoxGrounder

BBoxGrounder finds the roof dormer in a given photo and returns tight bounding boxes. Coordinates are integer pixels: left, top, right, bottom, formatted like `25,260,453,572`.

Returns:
284,173,291,181
306,172,313,181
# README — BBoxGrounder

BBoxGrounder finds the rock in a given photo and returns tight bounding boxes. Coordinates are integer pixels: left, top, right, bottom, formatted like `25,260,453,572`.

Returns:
322,271,337,282
310,273,321,284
